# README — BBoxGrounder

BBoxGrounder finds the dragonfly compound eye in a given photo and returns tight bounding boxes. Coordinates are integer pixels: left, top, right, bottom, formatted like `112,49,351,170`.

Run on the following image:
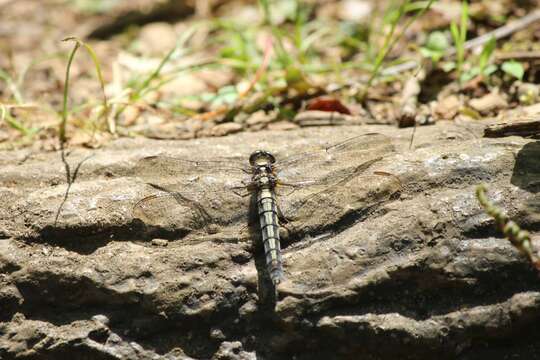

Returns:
249,150,276,166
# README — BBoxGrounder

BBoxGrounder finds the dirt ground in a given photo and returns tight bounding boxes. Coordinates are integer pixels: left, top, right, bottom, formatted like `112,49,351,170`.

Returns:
1,0,539,150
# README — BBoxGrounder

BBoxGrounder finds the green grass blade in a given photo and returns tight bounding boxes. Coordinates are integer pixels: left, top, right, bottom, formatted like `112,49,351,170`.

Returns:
363,0,436,97
78,40,111,132
0,104,32,135
60,37,111,143
136,47,178,97
460,0,468,46
479,36,496,74
450,22,462,75
451,0,468,80
60,39,80,144
0,69,24,104
136,27,197,97
257,0,271,24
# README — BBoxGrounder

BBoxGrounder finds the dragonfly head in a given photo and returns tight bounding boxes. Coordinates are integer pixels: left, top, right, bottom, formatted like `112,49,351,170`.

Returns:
249,150,276,167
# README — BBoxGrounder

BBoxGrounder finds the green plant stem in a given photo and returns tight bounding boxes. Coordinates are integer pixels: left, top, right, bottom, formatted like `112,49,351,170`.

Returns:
60,40,80,144
0,69,24,104
258,0,271,25
476,184,539,270
451,0,468,80
1,104,27,134
113,28,197,120
60,37,110,144
360,0,436,100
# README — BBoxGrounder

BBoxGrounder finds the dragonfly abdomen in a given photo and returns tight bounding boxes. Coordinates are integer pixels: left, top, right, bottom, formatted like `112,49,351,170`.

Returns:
256,186,283,285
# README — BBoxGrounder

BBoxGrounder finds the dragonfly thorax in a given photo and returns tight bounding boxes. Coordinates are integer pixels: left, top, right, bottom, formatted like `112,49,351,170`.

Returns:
249,150,276,167
249,150,277,188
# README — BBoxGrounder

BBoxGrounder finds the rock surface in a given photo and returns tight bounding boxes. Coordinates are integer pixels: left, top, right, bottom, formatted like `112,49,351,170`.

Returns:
0,122,539,359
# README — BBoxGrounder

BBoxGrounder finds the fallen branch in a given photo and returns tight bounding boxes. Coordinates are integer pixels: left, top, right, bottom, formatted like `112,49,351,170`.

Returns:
484,118,540,138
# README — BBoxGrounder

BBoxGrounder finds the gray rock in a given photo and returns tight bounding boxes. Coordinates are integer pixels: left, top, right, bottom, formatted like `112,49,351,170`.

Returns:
0,122,539,359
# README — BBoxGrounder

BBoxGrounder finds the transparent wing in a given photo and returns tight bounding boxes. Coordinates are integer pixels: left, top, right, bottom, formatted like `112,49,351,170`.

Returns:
133,186,212,230
133,154,250,182
271,133,400,237
132,182,252,238
131,152,254,238
131,133,396,239
274,133,395,189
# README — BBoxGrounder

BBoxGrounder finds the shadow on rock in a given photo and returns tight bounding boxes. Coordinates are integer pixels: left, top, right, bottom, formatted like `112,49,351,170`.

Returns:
55,147,94,225
511,140,540,228
511,140,540,193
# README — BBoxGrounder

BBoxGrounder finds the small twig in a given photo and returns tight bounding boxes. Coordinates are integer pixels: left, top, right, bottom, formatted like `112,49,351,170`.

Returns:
458,10,540,54
398,73,422,128
476,184,540,270
408,125,417,150
495,51,540,62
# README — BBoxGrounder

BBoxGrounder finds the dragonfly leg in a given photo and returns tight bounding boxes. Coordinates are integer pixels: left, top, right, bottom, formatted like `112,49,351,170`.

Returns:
275,181,306,196
230,186,251,197
230,180,256,197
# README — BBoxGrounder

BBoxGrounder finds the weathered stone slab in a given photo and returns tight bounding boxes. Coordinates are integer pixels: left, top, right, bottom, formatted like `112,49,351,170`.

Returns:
1,123,539,359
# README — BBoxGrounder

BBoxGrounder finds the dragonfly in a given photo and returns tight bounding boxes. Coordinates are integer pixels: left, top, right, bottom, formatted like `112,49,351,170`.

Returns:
132,133,397,285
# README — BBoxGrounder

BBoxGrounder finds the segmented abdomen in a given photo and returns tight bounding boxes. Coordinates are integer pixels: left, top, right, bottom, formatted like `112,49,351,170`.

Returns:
257,186,283,285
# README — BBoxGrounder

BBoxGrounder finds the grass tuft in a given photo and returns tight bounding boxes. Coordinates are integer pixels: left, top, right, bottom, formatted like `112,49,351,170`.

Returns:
450,0,469,81
360,0,437,101
60,37,110,145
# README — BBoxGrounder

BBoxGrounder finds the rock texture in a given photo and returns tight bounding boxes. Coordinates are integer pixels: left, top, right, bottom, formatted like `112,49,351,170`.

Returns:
0,122,539,360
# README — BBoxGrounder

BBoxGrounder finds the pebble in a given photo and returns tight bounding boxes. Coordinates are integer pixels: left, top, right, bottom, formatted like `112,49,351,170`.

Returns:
469,92,508,115
338,0,372,22
245,110,274,126
160,74,208,97
434,95,460,119
267,121,299,131
138,22,177,55
345,246,358,259
151,239,169,247
210,122,243,137
210,328,226,340
516,82,540,105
